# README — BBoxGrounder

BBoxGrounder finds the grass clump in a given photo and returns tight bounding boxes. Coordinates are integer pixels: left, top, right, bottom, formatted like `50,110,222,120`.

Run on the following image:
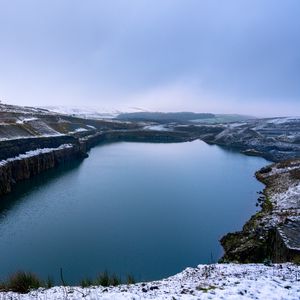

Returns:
46,276,54,289
0,270,136,292
7,271,43,293
95,271,122,287
95,270,110,287
262,196,273,212
110,274,121,286
293,256,300,265
0,282,6,291
80,278,93,288
92,271,134,287
126,274,135,284
196,285,217,293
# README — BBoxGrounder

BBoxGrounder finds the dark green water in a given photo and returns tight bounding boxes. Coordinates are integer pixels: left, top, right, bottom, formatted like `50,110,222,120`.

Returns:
0,141,267,284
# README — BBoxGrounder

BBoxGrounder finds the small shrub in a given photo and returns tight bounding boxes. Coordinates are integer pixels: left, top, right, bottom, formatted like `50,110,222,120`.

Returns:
80,278,93,288
94,271,122,286
0,281,6,291
293,256,300,265
126,274,135,284
80,272,135,287
110,274,121,286
46,276,54,289
95,270,110,287
262,197,273,212
8,271,43,293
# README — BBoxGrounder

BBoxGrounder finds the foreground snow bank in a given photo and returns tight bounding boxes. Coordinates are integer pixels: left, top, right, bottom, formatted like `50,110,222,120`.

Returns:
1,264,299,300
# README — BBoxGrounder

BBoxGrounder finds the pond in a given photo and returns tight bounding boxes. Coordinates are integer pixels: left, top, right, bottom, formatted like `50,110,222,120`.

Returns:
0,140,267,284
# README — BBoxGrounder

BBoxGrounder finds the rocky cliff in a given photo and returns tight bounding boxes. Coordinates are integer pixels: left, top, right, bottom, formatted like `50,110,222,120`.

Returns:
0,135,79,160
0,144,85,196
220,159,300,263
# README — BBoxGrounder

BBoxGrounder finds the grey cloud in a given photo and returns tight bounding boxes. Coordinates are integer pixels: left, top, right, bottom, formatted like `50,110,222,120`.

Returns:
0,0,299,114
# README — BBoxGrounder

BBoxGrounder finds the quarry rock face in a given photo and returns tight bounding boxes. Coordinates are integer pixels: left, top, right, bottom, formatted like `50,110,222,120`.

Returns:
0,135,78,161
0,143,84,196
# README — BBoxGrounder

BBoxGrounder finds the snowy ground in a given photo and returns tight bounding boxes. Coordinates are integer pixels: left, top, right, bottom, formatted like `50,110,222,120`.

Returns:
1,264,299,299
258,160,300,223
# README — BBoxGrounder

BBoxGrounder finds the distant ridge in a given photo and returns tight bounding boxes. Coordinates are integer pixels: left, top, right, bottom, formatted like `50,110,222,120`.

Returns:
116,112,215,122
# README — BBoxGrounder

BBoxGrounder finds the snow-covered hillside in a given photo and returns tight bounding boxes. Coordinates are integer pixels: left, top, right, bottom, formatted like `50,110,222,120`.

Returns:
1,264,299,300
0,104,139,141
42,106,121,119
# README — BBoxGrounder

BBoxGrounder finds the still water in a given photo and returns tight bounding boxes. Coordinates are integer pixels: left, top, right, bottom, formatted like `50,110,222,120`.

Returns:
0,140,267,283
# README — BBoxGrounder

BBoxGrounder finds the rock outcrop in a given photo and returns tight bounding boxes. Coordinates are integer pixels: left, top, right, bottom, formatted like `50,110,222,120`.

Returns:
220,159,300,263
0,135,78,160
0,143,85,196
174,118,300,162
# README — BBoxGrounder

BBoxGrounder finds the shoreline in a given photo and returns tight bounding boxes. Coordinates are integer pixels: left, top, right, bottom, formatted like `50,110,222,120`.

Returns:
220,159,300,263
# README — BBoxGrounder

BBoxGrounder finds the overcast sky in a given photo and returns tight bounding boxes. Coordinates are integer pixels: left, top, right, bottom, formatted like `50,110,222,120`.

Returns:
0,0,299,116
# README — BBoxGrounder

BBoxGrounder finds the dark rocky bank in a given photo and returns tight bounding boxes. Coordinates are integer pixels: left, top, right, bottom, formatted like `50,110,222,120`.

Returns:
220,159,300,263
0,144,84,196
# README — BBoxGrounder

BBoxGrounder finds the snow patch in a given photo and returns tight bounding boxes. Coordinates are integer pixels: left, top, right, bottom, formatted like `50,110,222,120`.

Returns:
270,165,300,176
74,128,88,132
266,117,300,125
272,183,300,211
16,117,38,124
68,128,89,134
42,106,119,119
0,133,65,142
144,124,171,131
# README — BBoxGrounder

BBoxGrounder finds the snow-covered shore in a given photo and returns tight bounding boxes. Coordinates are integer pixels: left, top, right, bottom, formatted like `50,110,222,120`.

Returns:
1,264,299,300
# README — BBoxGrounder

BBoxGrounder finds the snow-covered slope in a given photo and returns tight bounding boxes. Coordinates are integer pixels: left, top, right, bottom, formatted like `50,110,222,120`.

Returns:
1,264,299,300
42,106,120,119
0,104,137,141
